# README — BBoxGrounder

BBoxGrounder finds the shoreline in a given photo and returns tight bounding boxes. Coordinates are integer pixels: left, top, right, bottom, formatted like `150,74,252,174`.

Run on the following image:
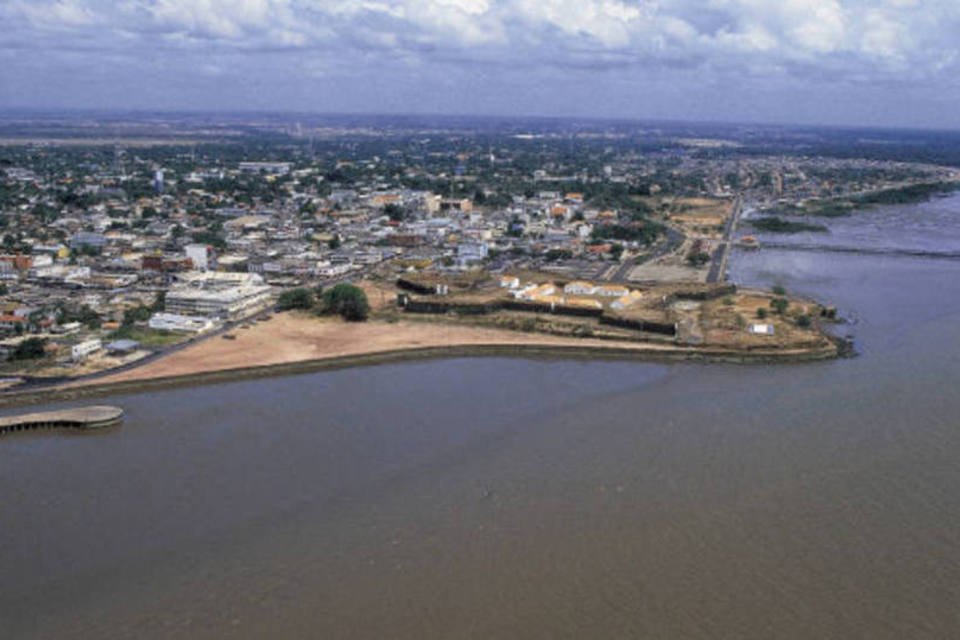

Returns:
0,339,838,409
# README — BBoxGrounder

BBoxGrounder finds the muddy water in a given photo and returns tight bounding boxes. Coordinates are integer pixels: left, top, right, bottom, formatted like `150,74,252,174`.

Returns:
2,202,960,638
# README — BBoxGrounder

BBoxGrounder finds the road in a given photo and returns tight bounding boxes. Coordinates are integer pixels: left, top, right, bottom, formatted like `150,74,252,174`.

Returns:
600,227,686,283
707,195,743,284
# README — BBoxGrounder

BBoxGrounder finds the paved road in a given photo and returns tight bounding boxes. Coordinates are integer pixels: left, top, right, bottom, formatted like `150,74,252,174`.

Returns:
602,227,686,283
707,195,743,284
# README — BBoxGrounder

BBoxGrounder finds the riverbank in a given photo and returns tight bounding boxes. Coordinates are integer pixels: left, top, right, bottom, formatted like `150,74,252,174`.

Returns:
0,312,838,408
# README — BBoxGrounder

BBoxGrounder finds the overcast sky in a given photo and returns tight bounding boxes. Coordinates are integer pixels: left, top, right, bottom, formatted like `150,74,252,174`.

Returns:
1,0,958,128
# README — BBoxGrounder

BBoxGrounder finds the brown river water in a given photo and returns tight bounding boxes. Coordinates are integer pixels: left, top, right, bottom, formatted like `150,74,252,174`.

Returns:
2,197,960,638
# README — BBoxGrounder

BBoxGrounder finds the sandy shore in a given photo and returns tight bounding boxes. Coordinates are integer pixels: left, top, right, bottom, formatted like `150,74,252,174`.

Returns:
89,313,678,385
0,312,837,407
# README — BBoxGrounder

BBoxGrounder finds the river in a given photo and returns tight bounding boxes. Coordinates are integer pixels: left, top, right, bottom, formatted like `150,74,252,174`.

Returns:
2,197,960,638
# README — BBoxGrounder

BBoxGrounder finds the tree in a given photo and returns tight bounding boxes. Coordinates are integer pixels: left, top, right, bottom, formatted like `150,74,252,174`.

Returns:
772,285,787,296
321,283,369,321
328,235,341,250
756,307,768,319
12,337,47,361
384,203,405,222
122,305,152,327
770,297,789,315
277,287,315,311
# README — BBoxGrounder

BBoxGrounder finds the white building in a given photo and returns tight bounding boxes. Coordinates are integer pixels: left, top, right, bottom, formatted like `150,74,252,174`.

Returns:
595,285,630,298
564,281,597,296
165,272,272,320
457,242,489,265
71,339,102,362
185,244,214,271
749,323,775,336
239,162,291,175
148,312,214,333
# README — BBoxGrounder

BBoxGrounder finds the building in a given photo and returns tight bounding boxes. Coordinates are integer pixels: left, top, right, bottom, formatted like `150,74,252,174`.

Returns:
106,339,140,355
749,323,775,336
239,162,291,175
69,232,107,251
148,312,214,333
611,291,644,310
440,198,473,213
0,315,27,334
153,169,164,194
165,272,272,319
595,284,630,298
71,339,102,362
564,281,597,296
456,242,489,265
499,276,520,289
185,244,215,271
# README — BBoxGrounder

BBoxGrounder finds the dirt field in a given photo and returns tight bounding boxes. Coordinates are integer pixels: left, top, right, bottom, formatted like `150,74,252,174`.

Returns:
89,313,681,385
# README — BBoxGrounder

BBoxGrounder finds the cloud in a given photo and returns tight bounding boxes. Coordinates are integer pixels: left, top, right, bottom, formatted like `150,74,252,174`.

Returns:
3,0,960,125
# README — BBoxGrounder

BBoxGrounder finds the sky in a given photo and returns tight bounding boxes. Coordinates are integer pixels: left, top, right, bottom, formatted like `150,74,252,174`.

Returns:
1,0,959,128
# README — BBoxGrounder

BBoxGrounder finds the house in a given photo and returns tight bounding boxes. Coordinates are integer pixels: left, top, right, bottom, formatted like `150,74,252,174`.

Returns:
106,339,140,355
611,290,644,310
0,315,27,333
519,283,556,301
749,323,775,335
456,242,488,264
595,285,630,298
564,281,597,295
499,276,520,289
564,297,603,310
71,339,102,362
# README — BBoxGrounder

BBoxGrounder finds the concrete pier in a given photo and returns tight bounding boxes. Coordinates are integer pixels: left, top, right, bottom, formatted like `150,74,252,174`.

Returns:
0,406,123,435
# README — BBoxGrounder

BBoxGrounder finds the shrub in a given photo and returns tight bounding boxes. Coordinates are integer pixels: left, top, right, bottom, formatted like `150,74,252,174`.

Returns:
770,297,789,315
12,337,47,361
277,287,315,311
321,284,369,321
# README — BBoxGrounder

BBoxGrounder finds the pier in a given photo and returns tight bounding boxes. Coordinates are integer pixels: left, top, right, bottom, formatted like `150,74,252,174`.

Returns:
0,406,124,436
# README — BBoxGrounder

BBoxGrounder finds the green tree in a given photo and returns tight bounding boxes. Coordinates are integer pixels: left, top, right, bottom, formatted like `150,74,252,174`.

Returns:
277,287,315,311
383,203,405,222
770,298,789,315
756,307,768,319
321,283,369,321
12,337,47,361
122,305,152,327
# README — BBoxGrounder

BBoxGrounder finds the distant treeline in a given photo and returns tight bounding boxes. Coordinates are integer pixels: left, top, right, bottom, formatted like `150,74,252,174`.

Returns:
751,217,828,233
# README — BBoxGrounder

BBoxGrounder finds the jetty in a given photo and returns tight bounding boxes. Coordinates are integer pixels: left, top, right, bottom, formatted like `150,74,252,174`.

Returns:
0,405,123,436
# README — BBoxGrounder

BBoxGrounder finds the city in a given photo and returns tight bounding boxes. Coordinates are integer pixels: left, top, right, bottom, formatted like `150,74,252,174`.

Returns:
1,114,955,385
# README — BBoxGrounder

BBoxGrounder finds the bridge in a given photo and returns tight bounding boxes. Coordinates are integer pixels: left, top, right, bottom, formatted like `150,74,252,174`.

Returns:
760,242,960,261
